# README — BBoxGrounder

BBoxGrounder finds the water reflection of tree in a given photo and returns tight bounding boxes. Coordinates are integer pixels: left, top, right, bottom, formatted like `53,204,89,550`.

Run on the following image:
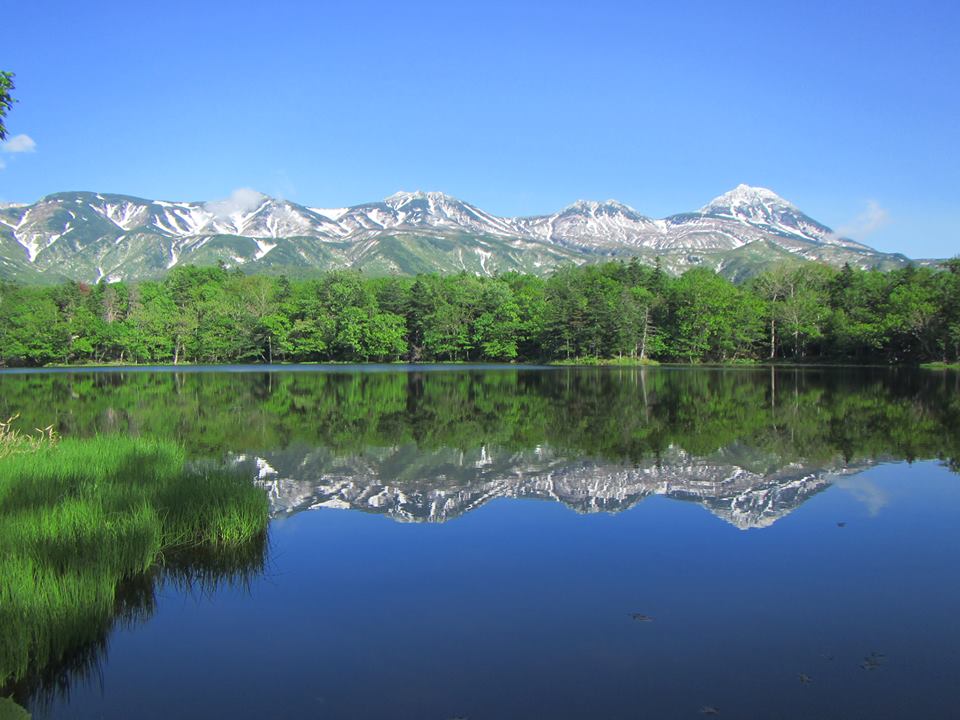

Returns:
0,367,957,471
2,533,267,712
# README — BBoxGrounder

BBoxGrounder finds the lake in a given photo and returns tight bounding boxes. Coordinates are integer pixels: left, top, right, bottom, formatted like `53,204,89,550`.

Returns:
2,365,959,719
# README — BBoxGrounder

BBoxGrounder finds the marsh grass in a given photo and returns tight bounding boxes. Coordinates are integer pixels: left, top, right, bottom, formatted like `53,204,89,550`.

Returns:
0,434,269,693
548,356,661,366
0,415,58,460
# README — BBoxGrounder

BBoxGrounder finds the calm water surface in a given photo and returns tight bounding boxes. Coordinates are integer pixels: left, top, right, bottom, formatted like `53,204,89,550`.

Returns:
2,365,959,719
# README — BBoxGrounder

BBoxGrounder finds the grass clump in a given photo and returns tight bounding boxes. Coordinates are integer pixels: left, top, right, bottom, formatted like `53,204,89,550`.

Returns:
0,696,30,719
0,415,57,460
0,434,268,691
548,356,661,367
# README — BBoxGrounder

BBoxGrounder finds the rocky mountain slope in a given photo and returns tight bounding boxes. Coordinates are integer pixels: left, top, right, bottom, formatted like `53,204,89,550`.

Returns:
0,185,915,283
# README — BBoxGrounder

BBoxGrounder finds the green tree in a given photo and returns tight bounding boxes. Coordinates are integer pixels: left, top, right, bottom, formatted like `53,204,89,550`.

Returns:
502,273,546,360
473,281,520,361
0,71,15,141
124,283,178,362
0,286,68,365
669,268,760,361
886,267,941,361
942,258,960,361
827,266,892,359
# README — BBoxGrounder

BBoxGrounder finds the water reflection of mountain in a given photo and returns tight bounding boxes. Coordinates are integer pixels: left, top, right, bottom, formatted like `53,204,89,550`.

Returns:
236,445,873,529
2,364,955,528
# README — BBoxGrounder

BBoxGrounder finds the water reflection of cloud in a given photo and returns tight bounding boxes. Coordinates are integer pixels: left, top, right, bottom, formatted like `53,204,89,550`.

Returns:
835,476,889,516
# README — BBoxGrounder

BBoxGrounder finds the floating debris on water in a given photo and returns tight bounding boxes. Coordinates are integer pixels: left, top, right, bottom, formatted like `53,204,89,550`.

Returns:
700,706,720,715
799,672,813,684
629,612,654,622
837,521,847,528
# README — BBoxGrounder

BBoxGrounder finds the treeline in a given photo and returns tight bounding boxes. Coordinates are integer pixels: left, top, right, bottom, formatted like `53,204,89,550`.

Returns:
0,259,958,366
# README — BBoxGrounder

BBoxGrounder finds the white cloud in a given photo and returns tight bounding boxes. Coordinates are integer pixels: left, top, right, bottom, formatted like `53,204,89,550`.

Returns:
205,188,266,220
1,133,37,153
833,200,890,240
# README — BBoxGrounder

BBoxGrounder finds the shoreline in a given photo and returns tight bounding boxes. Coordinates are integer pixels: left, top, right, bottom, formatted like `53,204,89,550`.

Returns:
0,359,953,373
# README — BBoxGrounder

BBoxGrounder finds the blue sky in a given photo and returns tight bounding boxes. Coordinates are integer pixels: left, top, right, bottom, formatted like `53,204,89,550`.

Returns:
2,0,958,257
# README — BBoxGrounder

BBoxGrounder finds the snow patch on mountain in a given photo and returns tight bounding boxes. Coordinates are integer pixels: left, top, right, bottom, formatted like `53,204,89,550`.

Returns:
2,185,911,281
310,207,348,221
700,184,798,214
254,238,277,260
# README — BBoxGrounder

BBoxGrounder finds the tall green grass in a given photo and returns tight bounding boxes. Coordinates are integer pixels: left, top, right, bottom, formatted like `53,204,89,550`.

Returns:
0,415,57,461
0,436,268,693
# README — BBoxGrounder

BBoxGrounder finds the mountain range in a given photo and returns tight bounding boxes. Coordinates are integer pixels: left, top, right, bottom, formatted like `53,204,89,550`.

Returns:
0,185,918,283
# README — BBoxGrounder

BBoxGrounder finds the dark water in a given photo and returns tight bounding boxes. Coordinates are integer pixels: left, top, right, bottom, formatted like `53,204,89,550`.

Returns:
2,365,960,719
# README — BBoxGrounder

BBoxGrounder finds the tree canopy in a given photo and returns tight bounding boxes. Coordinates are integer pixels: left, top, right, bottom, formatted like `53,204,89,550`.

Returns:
0,70,15,141
1,260,958,367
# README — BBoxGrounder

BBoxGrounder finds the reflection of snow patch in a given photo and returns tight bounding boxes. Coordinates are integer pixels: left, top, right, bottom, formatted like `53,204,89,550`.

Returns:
254,457,278,480
236,455,278,481
314,498,351,510
475,445,494,468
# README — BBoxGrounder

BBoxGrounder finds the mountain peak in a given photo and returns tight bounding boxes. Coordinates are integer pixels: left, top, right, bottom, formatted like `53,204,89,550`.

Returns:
565,199,638,214
700,184,797,213
1,185,905,284
385,190,460,208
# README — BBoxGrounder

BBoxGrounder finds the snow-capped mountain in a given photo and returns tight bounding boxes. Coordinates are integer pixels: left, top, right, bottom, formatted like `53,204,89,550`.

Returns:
0,185,914,283
516,199,664,251
335,190,519,238
676,184,870,251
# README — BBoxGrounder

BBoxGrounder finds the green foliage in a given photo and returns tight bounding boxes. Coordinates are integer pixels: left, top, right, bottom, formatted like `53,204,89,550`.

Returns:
1,259,960,367
0,434,268,689
0,71,15,142
0,696,30,720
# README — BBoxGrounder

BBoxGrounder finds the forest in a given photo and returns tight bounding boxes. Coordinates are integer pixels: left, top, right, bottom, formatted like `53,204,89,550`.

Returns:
0,259,958,367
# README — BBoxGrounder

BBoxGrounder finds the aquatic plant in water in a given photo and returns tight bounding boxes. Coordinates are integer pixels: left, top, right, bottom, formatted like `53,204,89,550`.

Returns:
0,434,269,698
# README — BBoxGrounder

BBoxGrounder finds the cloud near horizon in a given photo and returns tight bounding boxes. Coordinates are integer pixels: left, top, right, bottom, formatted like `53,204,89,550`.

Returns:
205,188,266,220
833,199,890,240
1,133,37,153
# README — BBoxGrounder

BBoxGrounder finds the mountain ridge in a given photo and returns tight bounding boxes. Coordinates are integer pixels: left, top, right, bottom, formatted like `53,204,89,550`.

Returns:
0,185,919,283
